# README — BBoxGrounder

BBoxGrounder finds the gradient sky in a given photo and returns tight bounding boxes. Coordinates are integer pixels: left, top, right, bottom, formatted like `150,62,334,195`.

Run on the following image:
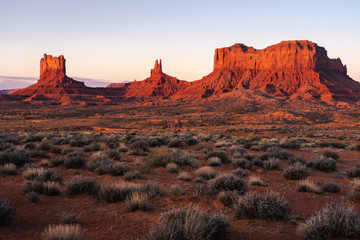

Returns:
0,0,359,87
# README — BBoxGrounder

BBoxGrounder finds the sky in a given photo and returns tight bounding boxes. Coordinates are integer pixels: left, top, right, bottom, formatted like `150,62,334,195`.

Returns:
0,0,359,89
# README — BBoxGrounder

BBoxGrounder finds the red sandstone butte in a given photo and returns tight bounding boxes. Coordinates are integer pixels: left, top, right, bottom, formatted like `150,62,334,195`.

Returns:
119,59,191,97
178,40,360,101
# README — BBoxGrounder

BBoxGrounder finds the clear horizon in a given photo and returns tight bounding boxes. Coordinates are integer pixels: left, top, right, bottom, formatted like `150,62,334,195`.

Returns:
1,0,359,89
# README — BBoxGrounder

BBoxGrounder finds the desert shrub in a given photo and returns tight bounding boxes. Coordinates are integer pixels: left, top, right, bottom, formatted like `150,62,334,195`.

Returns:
263,158,280,170
123,171,143,181
207,157,221,166
322,182,341,193
297,204,360,240
130,138,150,154
195,166,217,180
148,207,230,240
229,146,247,157
125,192,148,212
283,163,309,180
184,137,199,146
349,180,360,202
149,148,198,168
104,149,121,161
288,156,307,166
98,181,143,203
27,191,41,203
348,144,360,151
24,142,36,150
118,144,128,152
311,156,336,172
280,139,302,149
166,163,179,173
31,150,50,159
83,142,100,152
60,212,80,225
64,151,85,169
22,180,60,196
323,150,339,160
87,153,129,176
232,159,252,170
317,141,347,149
233,191,290,219
249,176,267,186
69,138,87,148
0,199,15,225
206,151,229,163
232,169,249,178
217,191,239,207
167,138,182,148
297,180,321,194
178,172,192,181
346,167,360,178
65,177,99,197
0,163,16,175
51,157,65,167
264,146,292,160
208,174,247,194
0,149,31,166
23,168,62,183
42,224,84,240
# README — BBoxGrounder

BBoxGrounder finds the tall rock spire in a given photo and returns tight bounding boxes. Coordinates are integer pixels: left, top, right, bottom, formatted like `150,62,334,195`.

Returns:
39,54,66,82
150,59,163,77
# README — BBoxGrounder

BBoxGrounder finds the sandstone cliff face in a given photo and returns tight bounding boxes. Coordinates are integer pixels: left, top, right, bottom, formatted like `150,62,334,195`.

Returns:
179,40,360,100
39,54,66,82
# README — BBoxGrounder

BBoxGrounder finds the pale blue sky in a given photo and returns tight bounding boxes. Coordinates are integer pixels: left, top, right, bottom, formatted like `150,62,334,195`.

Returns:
0,0,359,87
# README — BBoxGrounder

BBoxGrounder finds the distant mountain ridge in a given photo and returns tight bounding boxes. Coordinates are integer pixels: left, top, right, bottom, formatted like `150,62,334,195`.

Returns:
11,41,360,103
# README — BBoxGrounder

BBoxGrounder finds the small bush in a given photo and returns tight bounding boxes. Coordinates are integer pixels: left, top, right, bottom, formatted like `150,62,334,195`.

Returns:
346,167,360,178
297,180,321,194
288,156,307,166
283,163,309,180
66,177,99,197
232,169,249,178
149,148,198,168
22,180,60,196
206,151,229,163
317,141,346,149
64,152,85,169
264,146,292,160
207,157,221,166
148,207,230,240
42,224,84,240
323,151,339,160
195,166,217,180
349,180,360,202
23,168,62,183
322,182,341,193
249,176,267,186
104,149,121,161
0,163,16,175
263,158,280,170
125,192,148,212
311,156,336,172
217,191,239,207
178,172,191,181
98,181,143,203
0,199,15,225
27,191,41,203
233,191,290,219
0,149,31,166
229,146,247,157
61,212,80,225
208,174,247,194
297,204,360,240
123,171,143,181
232,159,252,170
166,163,179,173
51,157,65,167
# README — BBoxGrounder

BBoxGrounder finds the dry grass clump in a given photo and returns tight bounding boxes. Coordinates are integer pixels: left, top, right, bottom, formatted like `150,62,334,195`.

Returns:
283,163,309,180
217,191,239,207
60,212,80,225
178,172,192,181
0,199,15,225
249,176,267,186
148,207,230,240
208,174,247,194
310,156,336,172
125,192,148,212
64,151,85,169
0,149,31,166
98,181,148,203
233,191,290,219
65,177,99,197
263,158,280,170
0,163,16,175
23,167,62,183
27,191,41,203
206,151,230,163
321,182,341,193
349,179,360,202
195,166,217,180
166,163,179,173
297,204,360,240
149,148,199,168
23,180,60,196
297,180,321,194
232,159,253,170
123,171,143,181
42,224,84,240
207,157,222,166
